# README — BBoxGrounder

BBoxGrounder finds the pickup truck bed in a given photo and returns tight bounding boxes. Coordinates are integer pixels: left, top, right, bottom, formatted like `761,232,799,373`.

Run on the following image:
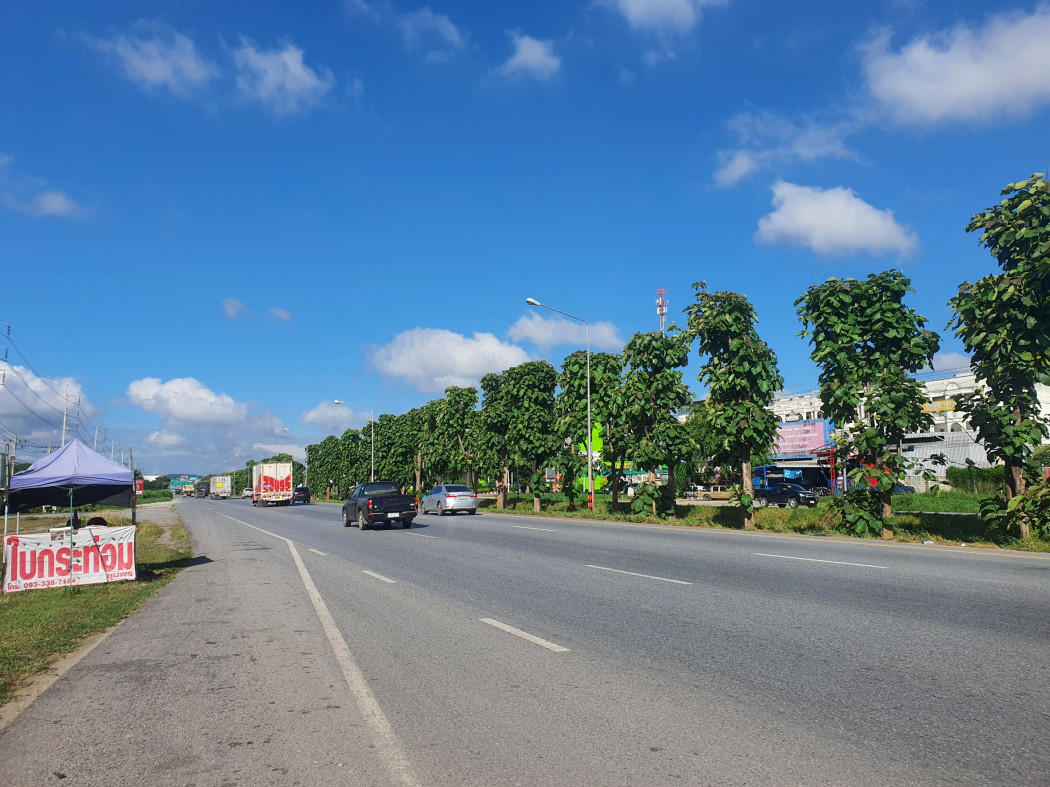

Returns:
342,482,417,529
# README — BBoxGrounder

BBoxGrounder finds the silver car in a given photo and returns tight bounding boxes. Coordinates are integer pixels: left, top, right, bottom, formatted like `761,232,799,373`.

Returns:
421,484,478,515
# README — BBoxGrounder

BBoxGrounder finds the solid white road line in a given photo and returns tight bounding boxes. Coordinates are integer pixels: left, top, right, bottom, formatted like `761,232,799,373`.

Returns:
586,564,693,585
512,525,557,532
480,618,570,653
216,512,421,787
754,553,886,569
403,532,437,538
308,548,327,556
363,570,397,584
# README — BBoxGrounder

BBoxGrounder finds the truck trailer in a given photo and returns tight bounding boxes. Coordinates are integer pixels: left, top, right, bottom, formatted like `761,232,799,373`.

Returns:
252,462,293,506
210,475,232,500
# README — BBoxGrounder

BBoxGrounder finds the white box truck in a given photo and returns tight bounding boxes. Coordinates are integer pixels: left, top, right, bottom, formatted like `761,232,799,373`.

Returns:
252,462,293,506
210,475,232,500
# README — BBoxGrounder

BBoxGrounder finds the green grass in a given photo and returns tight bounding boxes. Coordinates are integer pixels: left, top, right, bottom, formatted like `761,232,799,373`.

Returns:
0,514,193,705
478,492,1048,550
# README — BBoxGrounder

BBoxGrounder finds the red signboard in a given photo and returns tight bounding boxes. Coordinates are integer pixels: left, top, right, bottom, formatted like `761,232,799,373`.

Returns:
774,420,829,456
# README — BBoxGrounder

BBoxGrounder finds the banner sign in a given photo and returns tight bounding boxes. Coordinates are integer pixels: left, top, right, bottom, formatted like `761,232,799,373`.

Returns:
3,526,136,593
774,420,829,456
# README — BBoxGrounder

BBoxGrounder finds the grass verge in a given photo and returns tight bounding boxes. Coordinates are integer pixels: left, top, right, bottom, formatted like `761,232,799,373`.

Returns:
478,494,1049,551
0,513,193,706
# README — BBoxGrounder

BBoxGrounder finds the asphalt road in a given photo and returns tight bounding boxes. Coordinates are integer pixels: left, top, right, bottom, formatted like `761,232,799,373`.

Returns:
2,497,1047,785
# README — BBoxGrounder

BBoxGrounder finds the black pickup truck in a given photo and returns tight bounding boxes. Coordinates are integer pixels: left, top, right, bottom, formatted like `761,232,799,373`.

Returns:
342,482,417,529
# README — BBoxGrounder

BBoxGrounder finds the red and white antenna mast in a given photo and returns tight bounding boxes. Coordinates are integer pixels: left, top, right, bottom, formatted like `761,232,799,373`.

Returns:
656,287,668,334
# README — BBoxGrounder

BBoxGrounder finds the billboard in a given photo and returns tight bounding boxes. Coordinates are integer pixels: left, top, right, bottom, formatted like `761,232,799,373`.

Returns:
774,420,830,457
3,526,136,593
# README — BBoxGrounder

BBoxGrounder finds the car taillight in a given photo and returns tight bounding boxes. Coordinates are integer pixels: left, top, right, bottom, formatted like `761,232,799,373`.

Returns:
470,494,477,499
446,494,455,499
413,496,418,508
367,498,373,509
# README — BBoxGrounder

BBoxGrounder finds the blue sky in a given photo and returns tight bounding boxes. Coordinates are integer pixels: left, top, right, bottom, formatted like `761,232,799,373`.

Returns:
2,1,1048,474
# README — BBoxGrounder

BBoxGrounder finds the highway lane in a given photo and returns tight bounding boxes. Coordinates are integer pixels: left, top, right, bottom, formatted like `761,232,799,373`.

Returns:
195,497,1049,784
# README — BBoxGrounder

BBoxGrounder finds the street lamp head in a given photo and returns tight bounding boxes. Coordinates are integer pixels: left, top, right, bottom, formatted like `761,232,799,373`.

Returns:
525,297,541,307
333,399,344,405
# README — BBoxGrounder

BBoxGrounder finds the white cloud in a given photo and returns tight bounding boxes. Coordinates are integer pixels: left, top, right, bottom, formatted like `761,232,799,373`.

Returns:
268,307,293,322
606,0,726,33
714,110,859,188
3,190,88,218
497,33,560,81
233,38,334,115
0,362,98,447
755,181,917,257
145,431,189,451
930,351,970,372
861,6,1050,125
371,328,531,392
85,22,218,98
398,8,466,63
302,401,369,431
127,377,249,426
507,312,625,352
344,0,386,22
222,297,247,319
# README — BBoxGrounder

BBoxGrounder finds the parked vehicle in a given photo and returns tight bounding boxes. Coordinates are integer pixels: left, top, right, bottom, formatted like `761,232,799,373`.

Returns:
688,483,731,501
291,486,311,504
210,475,232,500
252,462,293,506
342,482,417,529
421,484,478,515
892,484,916,495
755,482,819,509
241,487,253,499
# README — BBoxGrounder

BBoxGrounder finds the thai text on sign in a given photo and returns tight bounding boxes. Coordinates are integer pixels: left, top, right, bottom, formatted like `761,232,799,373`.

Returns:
3,526,136,593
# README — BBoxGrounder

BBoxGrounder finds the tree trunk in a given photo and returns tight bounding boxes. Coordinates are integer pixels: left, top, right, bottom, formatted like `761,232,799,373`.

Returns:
1005,461,1031,539
414,451,422,496
497,465,509,509
881,488,894,540
667,455,676,520
1005,461,1025,500
742,458,755,530
611,456,624,514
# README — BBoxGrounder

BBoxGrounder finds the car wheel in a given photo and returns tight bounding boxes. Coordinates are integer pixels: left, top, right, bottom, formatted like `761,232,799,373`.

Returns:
403,518,413,528
468,509,476,515
757,497,769,508
342,509,350,527
702,494,712,501
438,502,444,516
358,510,368,530
787,497,799,509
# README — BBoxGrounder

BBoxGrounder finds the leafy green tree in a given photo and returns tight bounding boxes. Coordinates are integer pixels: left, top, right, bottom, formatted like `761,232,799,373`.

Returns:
683,283,783,529
436,386,479,487
503,361,559,512
307,436,341,499
949,173,1050,539
620,332,692,517
796,270,939,538
478,371,513,508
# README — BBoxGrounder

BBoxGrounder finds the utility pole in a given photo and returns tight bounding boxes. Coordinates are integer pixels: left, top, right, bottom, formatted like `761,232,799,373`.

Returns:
94,426,101,451
61,385,69,447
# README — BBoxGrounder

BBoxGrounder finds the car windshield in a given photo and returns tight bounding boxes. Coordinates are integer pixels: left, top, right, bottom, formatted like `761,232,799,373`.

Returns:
362,482,399,495
446,485,472,492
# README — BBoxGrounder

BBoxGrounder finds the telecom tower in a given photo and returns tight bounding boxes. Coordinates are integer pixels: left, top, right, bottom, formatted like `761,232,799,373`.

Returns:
656,287,668,334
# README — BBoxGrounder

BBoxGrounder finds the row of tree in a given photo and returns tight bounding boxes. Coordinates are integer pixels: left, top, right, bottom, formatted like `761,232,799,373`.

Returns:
294,174,1048,539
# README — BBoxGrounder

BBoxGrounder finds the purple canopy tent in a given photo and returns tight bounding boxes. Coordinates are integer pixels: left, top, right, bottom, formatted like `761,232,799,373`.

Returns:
8,439,135,515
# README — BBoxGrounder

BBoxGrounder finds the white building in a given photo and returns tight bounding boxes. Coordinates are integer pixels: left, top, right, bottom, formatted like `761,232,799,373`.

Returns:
772,372,1050,470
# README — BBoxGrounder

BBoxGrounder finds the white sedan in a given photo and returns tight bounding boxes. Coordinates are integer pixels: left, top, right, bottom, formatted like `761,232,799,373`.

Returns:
420,484,478,515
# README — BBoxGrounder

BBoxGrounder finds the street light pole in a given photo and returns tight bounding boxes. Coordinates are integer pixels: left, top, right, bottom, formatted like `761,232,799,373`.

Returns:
526,297,592,510
334,400,374,482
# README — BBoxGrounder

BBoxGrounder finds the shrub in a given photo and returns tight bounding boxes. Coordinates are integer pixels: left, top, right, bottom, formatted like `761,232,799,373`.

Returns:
946,464,1004,493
